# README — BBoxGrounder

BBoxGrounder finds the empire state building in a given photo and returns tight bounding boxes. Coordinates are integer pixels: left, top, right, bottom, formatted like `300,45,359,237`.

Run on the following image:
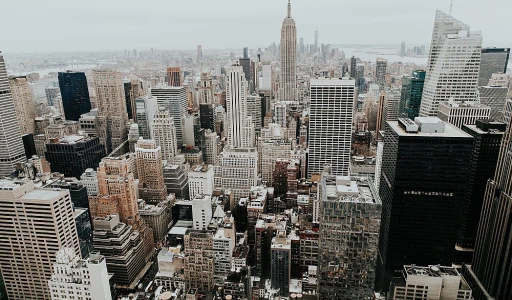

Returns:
279,0,297,102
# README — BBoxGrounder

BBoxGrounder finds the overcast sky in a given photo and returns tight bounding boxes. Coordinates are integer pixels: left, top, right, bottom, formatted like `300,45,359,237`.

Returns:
2,0,511,53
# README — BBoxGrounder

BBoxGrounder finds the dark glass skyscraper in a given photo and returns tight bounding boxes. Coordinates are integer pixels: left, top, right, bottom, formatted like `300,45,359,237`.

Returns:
456,120,506,264
467,113,512,300
199,103,215,131
45,135,105,179
58,71,92,121
398,70,426,119
478,48,510,86
377,117,473,292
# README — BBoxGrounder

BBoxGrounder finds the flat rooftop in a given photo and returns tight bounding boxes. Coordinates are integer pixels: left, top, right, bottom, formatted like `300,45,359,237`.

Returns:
22,189,64,201
388,120,472,138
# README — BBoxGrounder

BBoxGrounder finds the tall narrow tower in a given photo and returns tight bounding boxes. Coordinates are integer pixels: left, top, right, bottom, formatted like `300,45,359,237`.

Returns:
226,64,254,148
279,0,297,102
0,52,26,176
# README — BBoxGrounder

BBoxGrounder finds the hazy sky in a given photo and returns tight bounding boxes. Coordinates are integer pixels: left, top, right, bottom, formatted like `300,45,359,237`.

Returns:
2,0,511,53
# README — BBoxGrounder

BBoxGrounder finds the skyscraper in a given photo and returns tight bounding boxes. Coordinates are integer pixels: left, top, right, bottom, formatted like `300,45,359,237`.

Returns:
151,86,187,147
419,11,483,116
399,70,426,119
123,76,144,121
199,103,215,132
9,76,36,135
377,117,473,291
45,135,105,179
350,56,357,78
0,180,80,300
468,111,512,300
152,107,178,163
477,48,510,86
225,64,255,148
198,73,214,104
400,41,406,56
58,71,92,121
197,45,203,63
279,0,297,102
456,120,506,263
135,139,167,203
166,67,183,87
375,58,387,89
93,69,129,154
314,28,319,54
478,85,509,121
308,78,355,177
0,53,26,176
318,171,381,299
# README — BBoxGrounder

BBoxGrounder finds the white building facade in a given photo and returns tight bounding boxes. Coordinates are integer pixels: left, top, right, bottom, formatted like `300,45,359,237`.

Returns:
308,78,355,177
420,10,483,117
48,248,112,300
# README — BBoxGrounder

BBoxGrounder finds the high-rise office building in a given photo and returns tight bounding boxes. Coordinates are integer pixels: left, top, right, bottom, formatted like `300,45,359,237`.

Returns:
45,135,105,179
377,117,473,292
0,180,80,300
151,86,187,147
48,249,112,300
184,231,214,293
478,48,510,86
420,11,482,116
214,148,258,201
279,0,297,102
399,70,426,119
163,163,189,199
152,107,178,163
437,101,490,128
89,155,154,265
225,64,255,148
318,172,381,299
314,28,319,53
468,112,512,300
92,214,152,288
400,41,406,56
455,120,506,263
166,67,183,87
81,168,99,196
199,103,215,132
478,85,509,121
203,130,219,165
0,53,28,176
247,94,263,132
9,76,36,135
123,76,145,121
58,71,92,121
375,58,387,89
350,56,357,78
308,78,355,177
197,45,203,63
198,73,214,104
93,69,129,154
135,139,167,203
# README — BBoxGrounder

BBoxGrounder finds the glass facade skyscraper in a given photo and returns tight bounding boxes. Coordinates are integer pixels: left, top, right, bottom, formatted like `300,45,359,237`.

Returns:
58,71,92,121
399,70,426,119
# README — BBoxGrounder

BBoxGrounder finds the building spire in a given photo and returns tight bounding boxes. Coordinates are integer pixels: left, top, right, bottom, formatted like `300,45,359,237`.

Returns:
287,0,291,18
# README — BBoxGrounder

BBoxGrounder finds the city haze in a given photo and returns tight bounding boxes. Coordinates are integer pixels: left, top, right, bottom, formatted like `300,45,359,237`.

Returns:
2,0,512,53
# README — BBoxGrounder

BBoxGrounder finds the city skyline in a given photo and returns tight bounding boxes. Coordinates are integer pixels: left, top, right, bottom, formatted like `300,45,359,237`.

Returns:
2,0,512,53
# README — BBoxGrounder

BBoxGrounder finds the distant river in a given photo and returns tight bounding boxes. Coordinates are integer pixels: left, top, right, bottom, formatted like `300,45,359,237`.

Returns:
340,47,428,65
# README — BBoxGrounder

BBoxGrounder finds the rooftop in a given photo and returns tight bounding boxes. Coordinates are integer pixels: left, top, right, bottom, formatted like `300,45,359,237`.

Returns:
389,119,472,138
21,189,64,201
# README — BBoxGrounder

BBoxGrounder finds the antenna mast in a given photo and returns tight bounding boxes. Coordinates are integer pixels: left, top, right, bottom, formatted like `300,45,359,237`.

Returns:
449,0,454,15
